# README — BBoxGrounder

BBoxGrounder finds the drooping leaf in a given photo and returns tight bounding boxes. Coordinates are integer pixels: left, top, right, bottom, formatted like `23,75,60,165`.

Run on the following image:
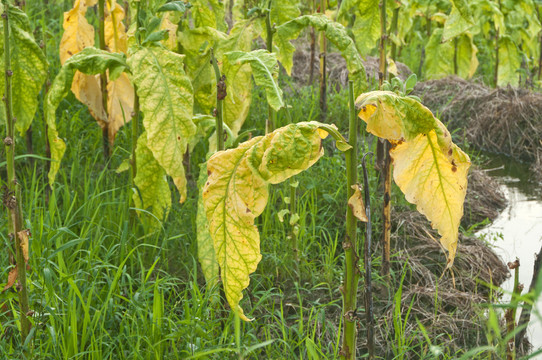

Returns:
423,28,453,80
497,35,520,87
202,121,327,320
197,163,219,287
0,6,48,134
348,185,368,222
46,48,129,185
356,91,471,267
224,50,284,112
59,0,107,125
105,1,134,143
351,0,380,55
275,14,367,97
442,4,473,42
133,132,172,225
128,46,195,203
456,33,478,79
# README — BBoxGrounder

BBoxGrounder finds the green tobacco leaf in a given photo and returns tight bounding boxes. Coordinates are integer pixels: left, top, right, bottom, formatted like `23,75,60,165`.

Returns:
45,47,129,185
337,0,361,23
225,50,284,112
497,36,520,87
456,33,478,79
270,0,300,27
275,14,367,97
202,121,327,320
423,28,453,80
442,4,473,42
157,1,191,13
197,163,219,287
356,91,471,267
190,0,227,31
0,7,48,135
351,0,380,55
133,132,172,226
128,46,195,203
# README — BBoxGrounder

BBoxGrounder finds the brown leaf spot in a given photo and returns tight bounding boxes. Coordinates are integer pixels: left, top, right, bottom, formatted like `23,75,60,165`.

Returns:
448,148,453,156
177,136,181,141
451,165,457,172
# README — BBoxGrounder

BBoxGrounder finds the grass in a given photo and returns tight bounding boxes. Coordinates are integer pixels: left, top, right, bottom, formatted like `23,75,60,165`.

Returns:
1,2,541,358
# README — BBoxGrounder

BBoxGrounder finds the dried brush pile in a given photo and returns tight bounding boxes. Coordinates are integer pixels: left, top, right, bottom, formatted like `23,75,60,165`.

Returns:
363,168,509,357
414,76,542,182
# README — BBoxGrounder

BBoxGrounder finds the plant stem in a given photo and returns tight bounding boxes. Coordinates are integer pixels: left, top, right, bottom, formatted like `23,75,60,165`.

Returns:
211,49,224,151
319,0,327,121
99,0,110,161
2,0,31,341
340,81,359,360
265,0,276,133
378,0,387,87
42,0,51,201
453,37,458,75
308,0,316,84
506,259,520,360
389,4,399,66
131,90,140,183
362,152,374,360
290,181,299,276
381,140,392,279
494,28,500,88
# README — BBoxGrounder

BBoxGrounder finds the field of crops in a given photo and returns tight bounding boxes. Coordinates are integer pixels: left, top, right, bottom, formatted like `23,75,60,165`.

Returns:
1,0,542,359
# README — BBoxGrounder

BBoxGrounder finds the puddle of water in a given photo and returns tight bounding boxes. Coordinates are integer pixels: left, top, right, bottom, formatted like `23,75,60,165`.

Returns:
475,154,542,353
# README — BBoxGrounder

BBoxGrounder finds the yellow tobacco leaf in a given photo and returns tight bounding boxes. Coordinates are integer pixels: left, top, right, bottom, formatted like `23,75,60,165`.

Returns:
203,122,325,321
3,267,17,291
17,230,30,263
105,0,128,53
356,91,471,267
106,72,134,143
348,185,368,222
59,0,94,65
71,72,107,125
160,12,178,51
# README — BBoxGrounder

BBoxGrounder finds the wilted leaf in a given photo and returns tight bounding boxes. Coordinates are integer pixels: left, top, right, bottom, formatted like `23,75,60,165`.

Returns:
3,267,17,291
442,3,473,42
356,91,471,266
224,50,284,112
197,163,219,287
128,46,195,203
17,230,30,263
106,72,134,143
275,14,367,97
423,29,453,80
0,5,48,134
46,48,129,185
133,132,172,226
497,36,520,87
348,185,368,222
456,33,478,79
202,122,327,320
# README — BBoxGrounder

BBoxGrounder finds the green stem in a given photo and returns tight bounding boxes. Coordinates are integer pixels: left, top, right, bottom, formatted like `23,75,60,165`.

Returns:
495,28,500,88
211,49,225,151
378,0,387,87
2,0,31,342
389,5,399,65
290,181,299,276
319,0,327,121
265,0,276,133
340,81,359,360
362,152,374,360
453,37,458,75
42,0,51,200
99,0,110,161
131,90,140,183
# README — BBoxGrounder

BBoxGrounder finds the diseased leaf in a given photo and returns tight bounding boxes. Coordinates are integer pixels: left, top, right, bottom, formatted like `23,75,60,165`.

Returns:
351,0,380,55
442,4,473,42
202,122,326,320
157,1,191,13
105,0,127,53
348,185,368,222
3,267,17,291
224,50,284,112
497,35,520,87
423,28,453,80
456,33,478,79
128,46,195,203
356,91,471,267
17,230,30,263
46,48,129,185
160,12,179,51
106,72,134,143
275,14,367,97
133,132,172,225
197,163,219,287
0,6,48,134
